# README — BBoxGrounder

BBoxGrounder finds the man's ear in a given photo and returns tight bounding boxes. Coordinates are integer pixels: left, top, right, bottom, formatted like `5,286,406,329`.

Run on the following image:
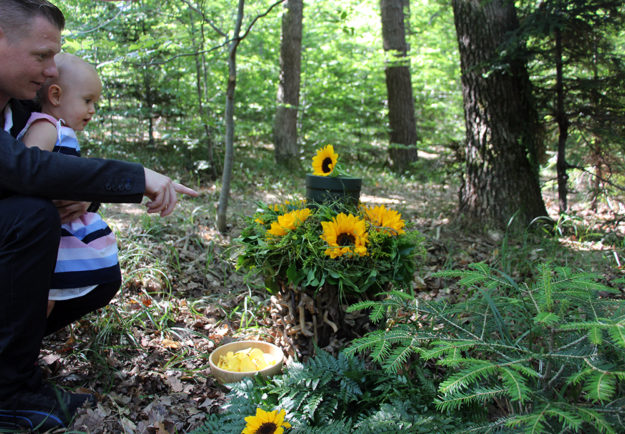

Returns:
47,84,62,106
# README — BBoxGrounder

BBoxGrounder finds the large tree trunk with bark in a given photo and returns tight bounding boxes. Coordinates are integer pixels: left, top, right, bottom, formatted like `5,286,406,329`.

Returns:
273,0,303,169
380,0,418,172
453,0,547,228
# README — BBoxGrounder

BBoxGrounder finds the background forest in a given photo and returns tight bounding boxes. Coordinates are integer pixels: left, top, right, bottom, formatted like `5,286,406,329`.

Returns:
61,0,462,177
37,0,625,432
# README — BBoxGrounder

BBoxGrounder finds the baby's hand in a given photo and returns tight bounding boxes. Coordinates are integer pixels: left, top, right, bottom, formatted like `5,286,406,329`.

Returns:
52,200,90,223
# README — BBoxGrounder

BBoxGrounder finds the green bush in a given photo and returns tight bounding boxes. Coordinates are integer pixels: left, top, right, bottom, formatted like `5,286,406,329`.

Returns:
347,263,625,433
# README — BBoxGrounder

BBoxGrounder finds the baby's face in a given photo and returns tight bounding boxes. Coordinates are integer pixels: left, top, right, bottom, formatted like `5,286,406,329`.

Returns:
57,67,101,131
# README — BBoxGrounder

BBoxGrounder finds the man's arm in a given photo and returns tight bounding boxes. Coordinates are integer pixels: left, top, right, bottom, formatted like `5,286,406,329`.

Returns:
1,128,198,213
143,168,198,217
0,129,145,203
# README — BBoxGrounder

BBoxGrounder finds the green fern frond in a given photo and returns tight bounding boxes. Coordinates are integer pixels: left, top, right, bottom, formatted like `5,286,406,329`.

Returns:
345,330,388,356
533,311,560,325
506,402,584,434
433,262,495,289
346,300,379,314
463,417,512,433
291,419,353,434
550,269,615,293
588,325,603,345
500,367,531,403
381,343,416,374
575,406,617,434
368,303,386,323
344,326,429,365
302,393,324,420
505,410,547,434
385,289,415,301
538,264,554,310
584,371,617,402
540,405,584,432
369,334,392,362
378,326,426,346
421,340,476,361
566,368,593,387
508,363,540,379
438,359,501,394
607,322,625,348
435,387,507,411
352,399,463,433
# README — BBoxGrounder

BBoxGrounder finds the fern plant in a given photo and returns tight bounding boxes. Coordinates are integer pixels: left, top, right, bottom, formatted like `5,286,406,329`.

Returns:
192,349,464,433
346,263,625,433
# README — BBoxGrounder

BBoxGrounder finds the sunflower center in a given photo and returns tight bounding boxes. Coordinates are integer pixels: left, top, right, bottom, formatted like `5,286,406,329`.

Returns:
321,157,333,173
256,422,278,434
337,232,355,246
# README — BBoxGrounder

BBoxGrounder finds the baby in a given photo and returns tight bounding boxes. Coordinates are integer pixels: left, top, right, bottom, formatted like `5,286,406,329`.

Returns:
18,53,121,316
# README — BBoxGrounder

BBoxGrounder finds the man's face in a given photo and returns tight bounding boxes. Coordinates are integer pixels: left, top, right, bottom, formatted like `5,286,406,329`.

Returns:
0,16,61,106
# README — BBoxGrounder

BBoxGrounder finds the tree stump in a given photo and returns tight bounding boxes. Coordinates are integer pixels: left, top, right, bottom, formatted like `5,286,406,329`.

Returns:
269,284,372,359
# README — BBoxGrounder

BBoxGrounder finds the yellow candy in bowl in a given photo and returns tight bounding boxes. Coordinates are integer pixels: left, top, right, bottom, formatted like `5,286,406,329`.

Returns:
209,340,284,384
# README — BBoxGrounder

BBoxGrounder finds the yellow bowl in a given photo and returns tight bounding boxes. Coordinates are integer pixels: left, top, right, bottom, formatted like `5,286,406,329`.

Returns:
209,340,284,384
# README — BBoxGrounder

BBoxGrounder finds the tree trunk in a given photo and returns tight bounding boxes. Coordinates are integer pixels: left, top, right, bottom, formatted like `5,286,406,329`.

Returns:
189,8,217,179
143,67,154,146
217,0,244,234
273,0,303,169
453,0,547,228
189,10,217,179
380,0,418,172
554,27,569,214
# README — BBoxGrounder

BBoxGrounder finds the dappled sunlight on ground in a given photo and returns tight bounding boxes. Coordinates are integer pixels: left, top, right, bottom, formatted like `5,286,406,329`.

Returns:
359,193,401,205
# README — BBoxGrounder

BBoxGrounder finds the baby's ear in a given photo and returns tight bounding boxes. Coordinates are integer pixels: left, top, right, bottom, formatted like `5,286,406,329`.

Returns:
47,84,62,106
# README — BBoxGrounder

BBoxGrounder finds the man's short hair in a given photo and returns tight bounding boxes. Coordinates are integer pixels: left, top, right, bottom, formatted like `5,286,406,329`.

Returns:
0,0,65,39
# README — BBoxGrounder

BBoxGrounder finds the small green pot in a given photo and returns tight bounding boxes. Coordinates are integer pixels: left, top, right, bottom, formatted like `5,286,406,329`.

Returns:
306,174,362,206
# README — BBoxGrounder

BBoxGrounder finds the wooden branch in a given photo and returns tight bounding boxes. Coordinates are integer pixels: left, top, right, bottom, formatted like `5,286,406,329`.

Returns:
142,43,227,67
570,165,625,193
64,6,124,37
180,0,227,37
240,0,286,41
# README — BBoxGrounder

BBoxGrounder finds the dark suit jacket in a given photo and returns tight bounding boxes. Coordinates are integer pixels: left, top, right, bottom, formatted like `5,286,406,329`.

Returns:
1,99,145,203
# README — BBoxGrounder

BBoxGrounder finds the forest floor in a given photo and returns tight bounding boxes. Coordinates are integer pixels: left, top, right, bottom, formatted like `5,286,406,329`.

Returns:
34,149,625,433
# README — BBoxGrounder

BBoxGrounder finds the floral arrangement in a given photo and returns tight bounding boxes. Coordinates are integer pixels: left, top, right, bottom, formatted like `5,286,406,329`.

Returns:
236,147,425,299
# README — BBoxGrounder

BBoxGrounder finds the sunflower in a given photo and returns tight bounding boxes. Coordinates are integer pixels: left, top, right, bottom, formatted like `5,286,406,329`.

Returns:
320,213,368,258
267,208,312,237
312,145,338,176
363,204,406,235
242,408,291,434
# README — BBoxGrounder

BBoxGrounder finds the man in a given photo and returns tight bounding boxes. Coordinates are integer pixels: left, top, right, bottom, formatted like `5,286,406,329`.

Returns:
0,0,197,429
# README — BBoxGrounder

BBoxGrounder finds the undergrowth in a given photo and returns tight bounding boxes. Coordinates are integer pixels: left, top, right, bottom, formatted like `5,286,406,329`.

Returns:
193,349,466,433
347,263,625,433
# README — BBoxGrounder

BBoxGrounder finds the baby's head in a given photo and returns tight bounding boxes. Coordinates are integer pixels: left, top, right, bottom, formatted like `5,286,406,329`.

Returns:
39,52,102,131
